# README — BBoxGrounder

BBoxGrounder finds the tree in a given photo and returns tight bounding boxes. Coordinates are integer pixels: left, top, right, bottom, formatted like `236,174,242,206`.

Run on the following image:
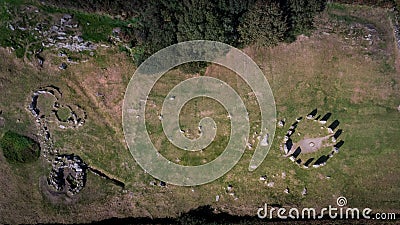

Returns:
282,0,327,39
238,0,288,47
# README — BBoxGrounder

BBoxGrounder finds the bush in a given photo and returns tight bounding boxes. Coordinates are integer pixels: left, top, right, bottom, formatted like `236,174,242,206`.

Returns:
0,131,40,163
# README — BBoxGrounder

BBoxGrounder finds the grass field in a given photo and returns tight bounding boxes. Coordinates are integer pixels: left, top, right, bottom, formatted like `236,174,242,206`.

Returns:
0,2,399,224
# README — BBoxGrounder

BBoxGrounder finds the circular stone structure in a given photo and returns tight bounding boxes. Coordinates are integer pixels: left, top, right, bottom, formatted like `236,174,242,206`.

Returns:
280,108,344,168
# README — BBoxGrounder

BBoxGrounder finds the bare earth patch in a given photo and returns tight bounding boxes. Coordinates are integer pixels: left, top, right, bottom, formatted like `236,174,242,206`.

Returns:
286,135,332,156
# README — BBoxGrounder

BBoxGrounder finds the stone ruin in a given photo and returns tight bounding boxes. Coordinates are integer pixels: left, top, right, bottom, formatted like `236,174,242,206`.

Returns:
5,5,103,70
28,86,87,131
279,108,345,169
47,154,87,195
27,86,88,195
28,86,62,158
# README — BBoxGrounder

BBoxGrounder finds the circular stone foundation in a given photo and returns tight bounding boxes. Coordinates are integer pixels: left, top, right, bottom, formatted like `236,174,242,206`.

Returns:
280,108,344,169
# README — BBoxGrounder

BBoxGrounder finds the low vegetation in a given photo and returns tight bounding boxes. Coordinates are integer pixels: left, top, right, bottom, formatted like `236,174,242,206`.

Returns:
0,131,40,163
0,0,399,224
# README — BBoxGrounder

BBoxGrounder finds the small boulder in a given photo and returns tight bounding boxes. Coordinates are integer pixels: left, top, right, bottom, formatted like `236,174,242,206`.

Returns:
59,62,67,70
267,181,274,187
302,187,307,196
284,187,290,194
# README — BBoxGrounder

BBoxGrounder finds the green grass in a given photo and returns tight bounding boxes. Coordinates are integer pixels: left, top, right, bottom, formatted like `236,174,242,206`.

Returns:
56,107,70,122
328,13,371,25
0,131,40,163
0,2,399,223
379,60,396,75
327,3,347,11
73,13,127,43
38,3,135,43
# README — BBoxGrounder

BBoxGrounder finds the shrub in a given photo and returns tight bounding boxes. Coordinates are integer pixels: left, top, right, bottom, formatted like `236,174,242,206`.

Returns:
0,131,40,163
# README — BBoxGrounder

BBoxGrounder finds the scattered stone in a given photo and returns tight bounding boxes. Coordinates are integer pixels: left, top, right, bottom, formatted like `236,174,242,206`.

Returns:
227,184,233,191
56,36,67,40
62,14,72,21
302,187,307,196
72,35,84,43
159,181,166,187
59,62,67,70
36,54,44,67
267,181,274,187
278,119,285,127
112,27,121,35
284,187,290,194
215,195,220,202
260,133,269,146
281,172,286,179
259,175,267,181
283,135,289,142
50,25,59,32
246,142,253,150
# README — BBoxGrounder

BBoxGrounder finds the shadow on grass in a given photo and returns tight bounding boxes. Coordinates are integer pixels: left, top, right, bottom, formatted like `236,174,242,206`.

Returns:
42,205,399,224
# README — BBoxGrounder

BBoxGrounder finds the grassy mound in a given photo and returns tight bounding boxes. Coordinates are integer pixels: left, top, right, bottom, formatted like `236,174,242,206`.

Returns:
0,131,40,163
